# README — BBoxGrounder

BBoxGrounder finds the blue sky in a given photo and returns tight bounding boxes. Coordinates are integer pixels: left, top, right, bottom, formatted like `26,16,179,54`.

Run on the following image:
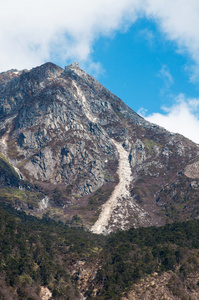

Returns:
91,18,199,114
2,1,199,143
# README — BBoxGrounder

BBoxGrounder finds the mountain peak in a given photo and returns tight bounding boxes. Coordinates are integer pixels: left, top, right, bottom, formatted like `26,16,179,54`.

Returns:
30,62,63,78
0,62,199,233
66,62,79,69
64,62,89,79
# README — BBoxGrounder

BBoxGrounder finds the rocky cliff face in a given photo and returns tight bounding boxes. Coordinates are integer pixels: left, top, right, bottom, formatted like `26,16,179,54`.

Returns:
0,62,199,233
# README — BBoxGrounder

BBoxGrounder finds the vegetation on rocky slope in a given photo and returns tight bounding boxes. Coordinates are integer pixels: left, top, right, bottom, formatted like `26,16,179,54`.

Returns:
0,203,105,299
0,152,20,186
1,203,199,299
92,221,199,299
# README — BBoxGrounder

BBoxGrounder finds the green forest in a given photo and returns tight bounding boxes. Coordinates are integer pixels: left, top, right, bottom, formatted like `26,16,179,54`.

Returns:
1,202,199,299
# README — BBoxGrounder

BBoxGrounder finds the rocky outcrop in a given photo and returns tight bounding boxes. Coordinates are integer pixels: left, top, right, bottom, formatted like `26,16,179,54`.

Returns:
39,287,52,300
123,271,199,300
184,160,199,179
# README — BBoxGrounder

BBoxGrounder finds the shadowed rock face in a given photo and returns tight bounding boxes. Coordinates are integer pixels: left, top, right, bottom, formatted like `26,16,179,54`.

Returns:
0,62,199,232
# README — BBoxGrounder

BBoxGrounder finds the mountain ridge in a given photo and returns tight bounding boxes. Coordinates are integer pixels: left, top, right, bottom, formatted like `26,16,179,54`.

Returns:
0,62,199,233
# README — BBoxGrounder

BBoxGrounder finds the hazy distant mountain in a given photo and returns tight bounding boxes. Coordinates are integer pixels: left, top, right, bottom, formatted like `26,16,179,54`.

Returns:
1,62,199,234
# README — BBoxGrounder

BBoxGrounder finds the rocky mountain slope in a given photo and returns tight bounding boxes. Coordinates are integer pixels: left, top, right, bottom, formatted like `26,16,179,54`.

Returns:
0,62,199,233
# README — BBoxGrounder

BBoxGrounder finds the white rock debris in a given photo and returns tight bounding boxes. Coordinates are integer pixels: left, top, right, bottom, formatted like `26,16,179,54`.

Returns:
0,135,8,148
80,292,87,300
39,196,49,210
0,121,13,153
39,286,52,300
14,166,24,179
184,160,199,179
72,80,98,123
0,130,24,180
109,198,148,232
91,139,132,234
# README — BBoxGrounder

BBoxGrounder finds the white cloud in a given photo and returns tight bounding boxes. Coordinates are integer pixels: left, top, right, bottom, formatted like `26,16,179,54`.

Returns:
140,94,199,144
0,0,141,72
1,0,199,78
145,0,199,81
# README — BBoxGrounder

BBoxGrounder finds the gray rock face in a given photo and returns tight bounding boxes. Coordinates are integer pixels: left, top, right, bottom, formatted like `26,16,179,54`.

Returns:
1,62,199,232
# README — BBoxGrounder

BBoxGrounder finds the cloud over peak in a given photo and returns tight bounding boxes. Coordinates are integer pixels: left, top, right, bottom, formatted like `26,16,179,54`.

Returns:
2,0,199,76
1,0,140,71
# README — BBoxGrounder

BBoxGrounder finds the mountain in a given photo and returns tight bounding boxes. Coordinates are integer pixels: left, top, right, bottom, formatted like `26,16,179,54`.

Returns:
0,62,199,234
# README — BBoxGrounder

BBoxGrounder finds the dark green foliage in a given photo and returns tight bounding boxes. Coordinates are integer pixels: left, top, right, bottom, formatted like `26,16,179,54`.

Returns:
0,203,105,299
91,221,199,299
1,202,199,299
0,186,43,208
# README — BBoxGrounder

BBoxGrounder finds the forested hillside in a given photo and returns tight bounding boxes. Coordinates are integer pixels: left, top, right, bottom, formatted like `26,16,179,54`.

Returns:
1,203,199,299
